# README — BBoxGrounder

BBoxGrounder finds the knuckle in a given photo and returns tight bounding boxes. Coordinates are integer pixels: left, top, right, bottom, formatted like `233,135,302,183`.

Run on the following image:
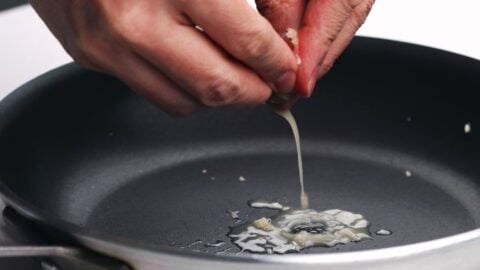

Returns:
71,34,110,72
346,0,364,8
75,35,104,64
321,60,335,74
362,0,375,15
66,42,97,70
346,0,374,13
199,74,240,107
320,26,339,48
239,24,272,61
70,51,90,68
351,0,374,27
111,16,147,45
105,5,153,46
75,29,94,52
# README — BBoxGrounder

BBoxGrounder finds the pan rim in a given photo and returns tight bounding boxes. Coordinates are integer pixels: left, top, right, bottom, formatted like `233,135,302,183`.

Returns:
2,184,480,265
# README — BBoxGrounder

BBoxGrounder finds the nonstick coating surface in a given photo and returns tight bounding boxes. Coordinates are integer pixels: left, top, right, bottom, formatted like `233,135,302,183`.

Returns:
1,37,480,255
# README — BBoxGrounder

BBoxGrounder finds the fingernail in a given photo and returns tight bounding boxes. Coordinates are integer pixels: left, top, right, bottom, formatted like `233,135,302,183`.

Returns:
273,71,296,93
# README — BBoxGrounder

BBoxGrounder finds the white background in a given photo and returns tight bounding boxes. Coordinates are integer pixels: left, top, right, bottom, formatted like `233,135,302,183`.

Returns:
0,1,479,100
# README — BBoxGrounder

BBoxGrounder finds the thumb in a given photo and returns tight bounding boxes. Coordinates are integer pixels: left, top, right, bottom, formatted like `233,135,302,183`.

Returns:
256,0,305,105
297,0,374,96
255,0,305,45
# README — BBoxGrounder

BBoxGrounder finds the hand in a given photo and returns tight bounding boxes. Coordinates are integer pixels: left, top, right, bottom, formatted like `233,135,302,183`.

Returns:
257,0,374,96
31,0,298,116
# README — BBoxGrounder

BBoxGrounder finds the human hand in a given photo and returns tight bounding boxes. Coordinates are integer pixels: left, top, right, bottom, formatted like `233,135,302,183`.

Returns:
257,0,374,96
31,0,298,116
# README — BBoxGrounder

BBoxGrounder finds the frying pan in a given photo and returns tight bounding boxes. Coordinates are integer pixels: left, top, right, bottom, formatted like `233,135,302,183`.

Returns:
0,37,480,270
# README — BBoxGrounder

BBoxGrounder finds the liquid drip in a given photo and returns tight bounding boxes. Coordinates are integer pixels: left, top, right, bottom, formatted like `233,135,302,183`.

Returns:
275,109,309,209
228,201,370,254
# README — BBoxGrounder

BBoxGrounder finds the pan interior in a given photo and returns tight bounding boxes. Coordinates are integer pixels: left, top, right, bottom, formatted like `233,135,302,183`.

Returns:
1,37,480,255
84,140,480,254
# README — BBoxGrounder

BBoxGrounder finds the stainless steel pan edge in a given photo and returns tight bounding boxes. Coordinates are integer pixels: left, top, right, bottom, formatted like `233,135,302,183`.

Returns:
3,170,480,270
77,229,480,270
3,175,480,270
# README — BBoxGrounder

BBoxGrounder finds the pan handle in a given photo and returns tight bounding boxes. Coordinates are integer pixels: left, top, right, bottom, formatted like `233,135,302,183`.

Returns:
0,246,131,270
0,206,132,270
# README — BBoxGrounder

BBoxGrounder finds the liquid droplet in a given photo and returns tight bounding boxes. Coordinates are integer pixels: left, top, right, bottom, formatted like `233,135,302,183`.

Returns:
235,250,245,255
405,170,412,177
465,123,472,134
227,210,240,220
375,229,392,236
238,176,246,182
187,240,203,247
248,199,290,210
215,247,232,255
205,240,225,247
201,169,208,174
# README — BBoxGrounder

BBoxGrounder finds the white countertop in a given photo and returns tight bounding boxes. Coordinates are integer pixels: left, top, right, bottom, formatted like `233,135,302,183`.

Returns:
0,1,479,100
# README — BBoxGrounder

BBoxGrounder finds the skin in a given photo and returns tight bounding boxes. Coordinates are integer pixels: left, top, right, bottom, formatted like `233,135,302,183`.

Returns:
31,0,373,115
257,0,375,96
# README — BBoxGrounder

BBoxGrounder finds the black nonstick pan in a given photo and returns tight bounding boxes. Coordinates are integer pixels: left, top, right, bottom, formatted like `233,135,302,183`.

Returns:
0,37,480,269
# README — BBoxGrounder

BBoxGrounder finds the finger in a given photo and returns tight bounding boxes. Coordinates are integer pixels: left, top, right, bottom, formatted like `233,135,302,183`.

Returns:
103,50,203,117
63,8,203,116
184,0,297,93
268,92,302,110
255,0,305,42
256,0,305,107
297,0,356,96
316,0,374,79
118,16,272,107
119,54,204,116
